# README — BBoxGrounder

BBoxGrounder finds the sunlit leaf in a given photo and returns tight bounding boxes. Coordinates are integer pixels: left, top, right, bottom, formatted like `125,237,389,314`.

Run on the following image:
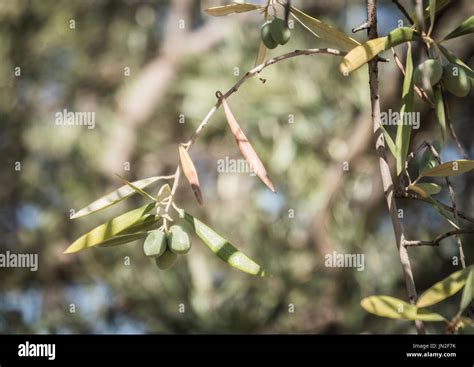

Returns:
396,43,414,175
443,15,474,41
184,212,264,276
98,232,149,248
460,267,474,313
361,295,447,321
179,145,203,205
417,266,472,307
420,160,474,177
221,95,275,192
64,204,155,254
289,6,359,51
71,176,163,219
205,3,261,17
433,86,446,142
254,40,267,66
408,183,442,197
115,174,157,202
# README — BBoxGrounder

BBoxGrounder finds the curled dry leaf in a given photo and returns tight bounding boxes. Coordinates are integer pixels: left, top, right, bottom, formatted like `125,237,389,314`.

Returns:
220,94,275,192
179,145,203,205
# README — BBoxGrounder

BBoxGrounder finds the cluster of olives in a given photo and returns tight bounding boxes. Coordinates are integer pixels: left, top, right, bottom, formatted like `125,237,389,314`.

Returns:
143,225,191,270
260,17,291,49
413,59,471,97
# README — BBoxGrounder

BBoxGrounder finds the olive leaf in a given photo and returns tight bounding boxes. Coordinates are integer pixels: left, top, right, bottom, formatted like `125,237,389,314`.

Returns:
395,43,414,175
205,3,261,17
254,39,267,66
64,204,155,254
71,176,163,219
179,145,203,205
459,267,474,313
438,44,474,78
420,160,474,177
115,174,157,202
419,141,441,173
419,0,450,20
417,266,473,308
361,295,447,322
184,212,265,276
433,85,446,142
339,27,418,75
442,15,474,41
408,183,442,197
427,197,460,229
380,124,397,158
98,232,150,248
289,6,359,51
428,0,437,36
221,95,275,192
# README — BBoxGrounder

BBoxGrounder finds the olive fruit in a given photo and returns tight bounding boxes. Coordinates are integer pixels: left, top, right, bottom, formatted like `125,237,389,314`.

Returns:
413,59,443,87
143,229,167,258
168,225,191,255
442,63,471,97
155,249,178,270
269,18,291,45
260,21,278,49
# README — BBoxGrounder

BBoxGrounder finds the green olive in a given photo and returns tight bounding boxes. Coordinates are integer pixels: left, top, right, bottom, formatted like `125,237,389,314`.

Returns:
442,63,471,97
269,18,291,45
260,21,278,49
413,59,443,87
143,230,167,258
169,225,191,255
155,249,178,270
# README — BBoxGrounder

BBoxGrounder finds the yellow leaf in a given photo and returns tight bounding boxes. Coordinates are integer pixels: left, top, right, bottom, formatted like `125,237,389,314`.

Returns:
408,183,441,198
361,295,447,322
417,266,472,308
420,160,474,177
205,3,260,17
290,6,359,51
339,37,387,75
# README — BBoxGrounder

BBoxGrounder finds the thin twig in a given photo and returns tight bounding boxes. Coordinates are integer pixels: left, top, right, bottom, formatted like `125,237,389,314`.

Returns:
442,90,468,159
392,0,415,25
366,0,425,334
425,142,466,268
404,230,474,247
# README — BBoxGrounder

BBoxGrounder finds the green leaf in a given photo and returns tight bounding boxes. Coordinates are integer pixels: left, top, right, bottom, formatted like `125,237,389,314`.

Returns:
438,44,474,79
361,295,447,322
443,15,474,41
380,124,397,157
433,86,446,142
396,43,414,175
204,3,261,17
417,266,472,307
427,197,460,229
412,0,450,21
420,160,474,177
98,232,149,248
428,0,436,35
64,204,155,254
460,267,474,313
115,174,157,202
419,141,441,173
184,212,264,276
290,6,360,51
408,183,442,197
71,176,163,219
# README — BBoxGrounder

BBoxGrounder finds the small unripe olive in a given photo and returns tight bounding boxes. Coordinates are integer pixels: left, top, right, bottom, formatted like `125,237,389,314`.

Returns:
413,59,443,87
155,249,178,270
261,21,278,49
269,18,291,45
442,63,471,97
143,230,167,258
169,225,191,255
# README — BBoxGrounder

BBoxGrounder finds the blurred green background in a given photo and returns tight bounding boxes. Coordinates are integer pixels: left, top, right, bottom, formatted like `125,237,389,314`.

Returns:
1,0,473,334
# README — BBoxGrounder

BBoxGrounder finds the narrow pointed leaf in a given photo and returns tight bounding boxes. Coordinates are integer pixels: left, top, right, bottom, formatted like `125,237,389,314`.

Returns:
98,232,150,248
428,0,436,35
443,15,474,41
380,124,397,157
417,266,472,307
396,43,414,175
254,40,267,66
361,296,447,321
419,141,441,173
460,267,474,313
433,86,446,142
420,160,474,177
438,44,474,78
221,96,275,192
71,176,163,219
64,204,155,254
115,174,157,202
420,0,450,20
184,212,264,276
290,6,359,51
205,3,260,16
179,146,203,205
427,197,460,229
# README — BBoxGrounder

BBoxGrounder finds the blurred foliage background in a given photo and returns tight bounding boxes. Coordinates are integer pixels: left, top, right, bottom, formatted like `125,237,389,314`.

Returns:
1,0,473,334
